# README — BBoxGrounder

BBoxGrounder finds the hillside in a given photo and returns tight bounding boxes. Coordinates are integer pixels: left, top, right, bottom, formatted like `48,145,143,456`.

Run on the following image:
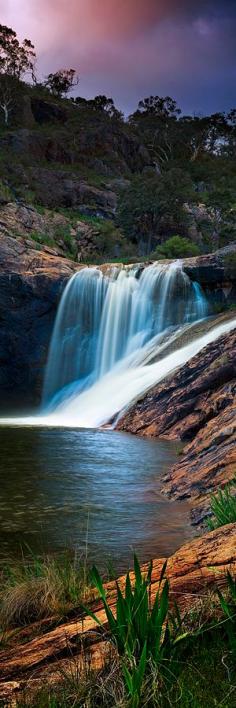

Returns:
0,83,236,263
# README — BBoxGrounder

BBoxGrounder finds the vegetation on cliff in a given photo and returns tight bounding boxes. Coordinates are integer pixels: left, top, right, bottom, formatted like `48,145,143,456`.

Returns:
1,24,236,261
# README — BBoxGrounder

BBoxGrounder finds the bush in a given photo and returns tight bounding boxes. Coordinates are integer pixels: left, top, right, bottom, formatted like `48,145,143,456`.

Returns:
117,169,194,254
153,235,200,259
84,556,189,705
0,550,91,629
0,179,12,204
207,480,236,530
216,571,236,661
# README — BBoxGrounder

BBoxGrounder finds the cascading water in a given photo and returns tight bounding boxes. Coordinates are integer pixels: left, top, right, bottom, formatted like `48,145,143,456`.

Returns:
1,259,236,429
42,262,209,419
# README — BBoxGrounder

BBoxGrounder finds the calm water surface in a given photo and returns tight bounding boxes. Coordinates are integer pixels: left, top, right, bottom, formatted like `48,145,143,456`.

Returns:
0,427,192,571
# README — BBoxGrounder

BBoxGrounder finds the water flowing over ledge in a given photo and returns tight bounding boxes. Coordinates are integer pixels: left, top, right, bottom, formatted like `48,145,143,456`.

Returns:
1,261,236,429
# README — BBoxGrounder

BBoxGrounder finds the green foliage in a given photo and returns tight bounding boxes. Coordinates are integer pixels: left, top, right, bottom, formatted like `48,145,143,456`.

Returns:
216,572,236,661
29,231,56,248
117,170,194,253
208,479,236,530
153,235,200,260
94,220,131,259
0,178,12,202
0,24,36,79
44,69,79,98
0,26,236,255
54,224,77,258
72,94,124,120
0,548,91,629
84,556,189,704
15,569,236,707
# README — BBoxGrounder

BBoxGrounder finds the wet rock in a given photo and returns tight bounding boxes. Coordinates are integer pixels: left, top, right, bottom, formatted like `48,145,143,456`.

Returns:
117,321,236,521
0,232,78,409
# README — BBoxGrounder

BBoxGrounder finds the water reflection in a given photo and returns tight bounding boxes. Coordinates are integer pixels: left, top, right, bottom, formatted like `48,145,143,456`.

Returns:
0,427,192,571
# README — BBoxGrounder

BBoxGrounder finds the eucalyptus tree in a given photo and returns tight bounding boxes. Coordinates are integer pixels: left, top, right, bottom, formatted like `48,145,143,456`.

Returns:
0,24,36,125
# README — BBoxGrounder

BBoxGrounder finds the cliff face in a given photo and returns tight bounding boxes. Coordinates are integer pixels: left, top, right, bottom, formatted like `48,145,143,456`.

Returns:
0,226,235,413
0,233,78,410
117,321,236,524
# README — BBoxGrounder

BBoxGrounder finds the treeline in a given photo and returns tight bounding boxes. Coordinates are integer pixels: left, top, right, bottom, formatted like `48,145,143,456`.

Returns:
1,23,236,258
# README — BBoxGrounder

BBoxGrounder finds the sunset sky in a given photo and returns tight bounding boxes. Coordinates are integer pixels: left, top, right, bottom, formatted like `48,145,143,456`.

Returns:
1,0,236,114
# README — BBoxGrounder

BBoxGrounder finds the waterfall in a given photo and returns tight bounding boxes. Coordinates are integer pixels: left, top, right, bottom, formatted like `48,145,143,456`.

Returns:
1,258,236,429
42,262,209,415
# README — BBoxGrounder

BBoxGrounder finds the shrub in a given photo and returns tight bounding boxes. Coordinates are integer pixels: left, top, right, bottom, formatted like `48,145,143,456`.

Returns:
30,231,55,247
117,169,194,254
207,479,236,530
216,572,236,661
0,179,12,203
84,555,189,705
153,235,200,259
0,550,91,629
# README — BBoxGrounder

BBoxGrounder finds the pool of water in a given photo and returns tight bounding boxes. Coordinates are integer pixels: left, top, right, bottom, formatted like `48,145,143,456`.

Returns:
0,427,192,572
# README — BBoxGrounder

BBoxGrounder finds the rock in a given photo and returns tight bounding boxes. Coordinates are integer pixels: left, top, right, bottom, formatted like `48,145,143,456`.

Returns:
183,242,236,286
0,202,68,239
184,202,222,250
0,130,71,164
0,202,79,258
117,320,236,521
105,177,131,191
0,524,235,688
0,232,235,411
30,97,69,124
75,220,100,260
0,232,78,409
78,182,117,211
25,167,117,215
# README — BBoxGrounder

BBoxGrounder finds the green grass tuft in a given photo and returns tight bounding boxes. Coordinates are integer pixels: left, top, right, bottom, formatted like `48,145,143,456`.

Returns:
207,479,236,530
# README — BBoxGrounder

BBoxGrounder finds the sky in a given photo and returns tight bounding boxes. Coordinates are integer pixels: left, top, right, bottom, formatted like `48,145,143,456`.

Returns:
1,0,236,115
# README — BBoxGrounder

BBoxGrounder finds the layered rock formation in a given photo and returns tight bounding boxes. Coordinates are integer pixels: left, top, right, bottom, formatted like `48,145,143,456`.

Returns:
0,232,78,410
0,523,235,701
118,319,236,524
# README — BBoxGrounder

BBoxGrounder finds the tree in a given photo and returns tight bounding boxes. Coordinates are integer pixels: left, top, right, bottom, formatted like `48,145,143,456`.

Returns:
136,95,181,119
0,24,36,125
89,95,123,119
0,25,36,80
44,69,79,98
72,94,123,120
129,96,182,170
0,74,15,124
117,169,193,254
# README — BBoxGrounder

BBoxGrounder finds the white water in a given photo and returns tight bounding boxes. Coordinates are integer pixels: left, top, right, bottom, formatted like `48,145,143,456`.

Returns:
43,262,208,408
1,262,235,429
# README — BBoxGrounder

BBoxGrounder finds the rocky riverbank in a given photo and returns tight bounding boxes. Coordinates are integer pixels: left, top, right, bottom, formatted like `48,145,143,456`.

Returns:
117,318,236,526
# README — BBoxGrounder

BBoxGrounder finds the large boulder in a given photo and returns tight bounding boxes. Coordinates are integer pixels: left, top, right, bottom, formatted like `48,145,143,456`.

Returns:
25,167,117,215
